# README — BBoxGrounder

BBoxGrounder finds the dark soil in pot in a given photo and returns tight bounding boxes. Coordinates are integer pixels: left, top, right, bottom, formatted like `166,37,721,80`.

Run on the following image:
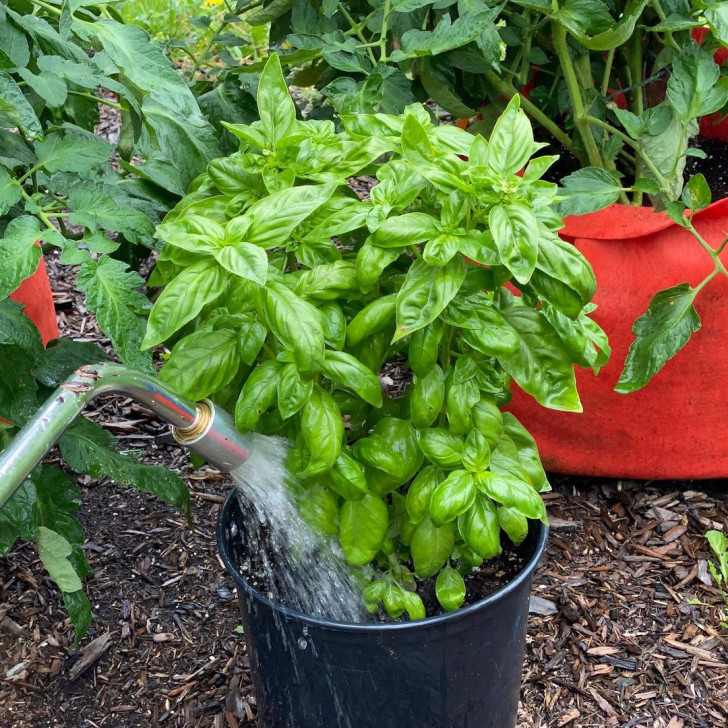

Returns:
218,491,548,728
237,506,531,621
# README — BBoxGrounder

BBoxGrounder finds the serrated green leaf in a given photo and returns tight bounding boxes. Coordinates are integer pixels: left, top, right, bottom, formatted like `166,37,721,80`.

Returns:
35,130,113,173
77,257,153,372
0,216,42,300
556,167,623,216
36,526,82,593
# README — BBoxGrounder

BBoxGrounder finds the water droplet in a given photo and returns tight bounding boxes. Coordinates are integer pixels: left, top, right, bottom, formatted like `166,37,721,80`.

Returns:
297,638,308,650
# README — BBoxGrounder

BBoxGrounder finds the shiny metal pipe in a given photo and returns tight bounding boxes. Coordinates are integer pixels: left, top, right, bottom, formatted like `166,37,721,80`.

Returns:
0,363,253,509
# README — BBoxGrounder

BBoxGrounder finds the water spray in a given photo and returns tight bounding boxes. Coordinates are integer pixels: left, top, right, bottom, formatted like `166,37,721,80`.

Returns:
0,363,254,509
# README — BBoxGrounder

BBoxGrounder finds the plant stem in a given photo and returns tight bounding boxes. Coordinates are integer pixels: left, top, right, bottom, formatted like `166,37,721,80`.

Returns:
379,0,392,63
551,19,603,168
687,222,728,278
340,4,377,65
600,48,615,97
67,90,123,110
20,189,57,232
31,0,61,16
628,30,644,117
483,71,577,156
584,115,669,190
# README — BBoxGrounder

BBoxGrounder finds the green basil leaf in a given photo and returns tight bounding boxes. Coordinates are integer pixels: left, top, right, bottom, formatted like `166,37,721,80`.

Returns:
394,256,466,341
235,360,281,430
401,589,426,621
475,471,546,521
327,451,368,501
353,418,423,482
497,505,529,545
429,469,476,526
368,212,441,248
462,428,491,473
323,350,383,407
160,328,240,400
238,319,267,364
418,427,464,468
435,565,466,612
410,364,445,428
487,95,534,176
457,494,501,559
215,242,268,284
144,259,227,348
317,302,346,349
339,492,388,566
277,363,314,419
410,516,455,577
300,386,344,477
405,465,444,524
257,53,296,144
299,484,339,536
499,306,581,412
616,283,700,393
347,295,397,346
501,412,549,492
445,376,479,435
471,397,504,448
407,319,444,377
263,282,325,377
294,261,359,300
489,203,540,284
423,233,462,267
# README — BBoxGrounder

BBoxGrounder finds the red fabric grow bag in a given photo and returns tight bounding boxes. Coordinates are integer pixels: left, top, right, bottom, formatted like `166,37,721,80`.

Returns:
507,199,728,479
10,257,59,346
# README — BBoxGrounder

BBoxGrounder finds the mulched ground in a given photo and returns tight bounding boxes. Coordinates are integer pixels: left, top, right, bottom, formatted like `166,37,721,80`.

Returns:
1,99,727,728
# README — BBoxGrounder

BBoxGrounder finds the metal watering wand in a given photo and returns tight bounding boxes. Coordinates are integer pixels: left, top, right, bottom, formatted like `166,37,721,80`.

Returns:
0,363,254,509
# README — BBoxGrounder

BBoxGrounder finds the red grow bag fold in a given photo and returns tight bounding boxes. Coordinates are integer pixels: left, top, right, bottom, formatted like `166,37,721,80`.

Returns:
507,199,728,479
10,257,59,346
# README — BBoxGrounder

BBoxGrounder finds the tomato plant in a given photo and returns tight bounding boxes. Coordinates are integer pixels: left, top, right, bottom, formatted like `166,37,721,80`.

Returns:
146,54,607,618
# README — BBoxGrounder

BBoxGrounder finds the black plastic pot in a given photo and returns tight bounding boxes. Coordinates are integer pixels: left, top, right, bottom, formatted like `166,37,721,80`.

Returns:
218,491,548,728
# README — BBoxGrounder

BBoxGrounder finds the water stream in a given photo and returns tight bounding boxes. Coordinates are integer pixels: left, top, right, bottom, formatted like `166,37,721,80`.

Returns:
231,434,365,622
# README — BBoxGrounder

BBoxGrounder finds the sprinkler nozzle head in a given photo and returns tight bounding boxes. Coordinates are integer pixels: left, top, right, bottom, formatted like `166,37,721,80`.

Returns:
173,401,251,472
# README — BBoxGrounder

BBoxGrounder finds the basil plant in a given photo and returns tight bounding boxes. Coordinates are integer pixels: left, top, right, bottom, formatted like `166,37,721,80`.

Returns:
144,55,608,619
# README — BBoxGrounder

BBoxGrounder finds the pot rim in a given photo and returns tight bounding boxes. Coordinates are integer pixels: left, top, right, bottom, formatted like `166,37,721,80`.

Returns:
217,490,549,632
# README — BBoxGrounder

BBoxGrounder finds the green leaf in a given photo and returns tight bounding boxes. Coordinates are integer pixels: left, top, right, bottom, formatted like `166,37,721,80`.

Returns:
327,451,368,501
667,44,728,123
294,261,359,301
706,4,728,45
0,167,21,215
257,54,296,145
462,428,491,473
244,183,336,248
353,418,423,484
0,71,42,138
406,465,443,524
0,481,36,556
0,15,29,68
77,257,153,372
616,284,700,393
355,243,400,293
17,68,67,108
488,95,534,176
369,212,441,249
322,350,383,407
553,0,612,37
347,295,396,346
407,319,443,377
235,360,281,430
501,413,548,492
436,565,466,612
556,167,623,216
36,526,82,593
536,235,596,310
60,418,190,514
476,471,546,521
144,259,227,348
263,282,325,377
497,505,529,545
215,242,268,284
499,306,581,412
458,494,501,559
613,107,644,139
339,493,388,566
63,589,92,645
429,469,476,525
299,485,339,536
394,257,466,341
0,216,41,299
410,364,445,428
67,184,155,244
35,338,109,387
35,130,113,173
472,397,503,448
300,386,344,477
489,203,540,284
410,516,455,577
32,466,84,547
160,329,240,400
277,362,313,419
317,302,346,350
682,174,711,213
418,427,464,468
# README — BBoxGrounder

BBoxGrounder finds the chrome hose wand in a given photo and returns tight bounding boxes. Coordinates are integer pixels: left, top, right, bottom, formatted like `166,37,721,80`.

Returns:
0,363,254,509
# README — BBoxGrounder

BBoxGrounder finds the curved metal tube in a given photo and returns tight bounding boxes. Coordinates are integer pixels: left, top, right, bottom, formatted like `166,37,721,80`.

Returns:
0,363,253,508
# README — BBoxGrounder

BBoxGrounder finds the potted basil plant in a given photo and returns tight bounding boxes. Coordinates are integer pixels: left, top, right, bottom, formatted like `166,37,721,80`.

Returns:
144,55,605,728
